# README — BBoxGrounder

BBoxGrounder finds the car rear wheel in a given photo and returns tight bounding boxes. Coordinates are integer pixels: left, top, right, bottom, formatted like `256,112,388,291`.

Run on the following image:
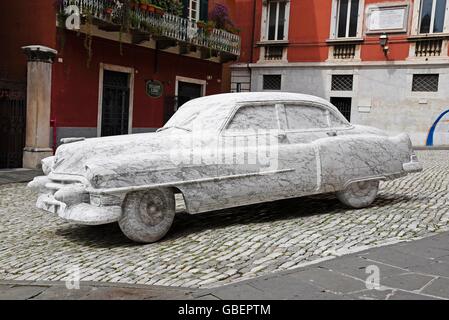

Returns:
119,189,175,243
336,180,379,209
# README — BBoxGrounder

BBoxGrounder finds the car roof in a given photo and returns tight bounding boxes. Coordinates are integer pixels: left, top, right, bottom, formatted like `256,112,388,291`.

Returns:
166,92,343,131
185,92,333,107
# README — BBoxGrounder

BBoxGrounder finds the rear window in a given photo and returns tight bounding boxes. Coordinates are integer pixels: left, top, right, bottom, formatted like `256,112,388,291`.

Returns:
285,105,329,130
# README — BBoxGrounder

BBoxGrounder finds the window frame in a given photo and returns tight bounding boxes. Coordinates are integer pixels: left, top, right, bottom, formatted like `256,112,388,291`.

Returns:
418,0,449,34
221,102,282,136
412,0,449,35
188,0,200,22
261,0,291,42
281,101,352,133
330,0,364,39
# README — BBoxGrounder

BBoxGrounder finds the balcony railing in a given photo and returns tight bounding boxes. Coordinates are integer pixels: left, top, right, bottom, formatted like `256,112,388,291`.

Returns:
333,44,356,59
59,0,241,57
415,39,443,57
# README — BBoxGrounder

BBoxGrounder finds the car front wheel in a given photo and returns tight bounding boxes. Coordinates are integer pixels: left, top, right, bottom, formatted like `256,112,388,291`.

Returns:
336,180,379,209
119,189,175,243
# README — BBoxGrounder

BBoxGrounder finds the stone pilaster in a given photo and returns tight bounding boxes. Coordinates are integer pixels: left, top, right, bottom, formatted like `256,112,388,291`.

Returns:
22,45,57,169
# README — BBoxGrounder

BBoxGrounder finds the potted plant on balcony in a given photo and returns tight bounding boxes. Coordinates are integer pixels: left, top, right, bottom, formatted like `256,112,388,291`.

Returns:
147,0,156,13
139,0,149,11
210,3,238,35
196,20,206,29
227,26,240,35
104,0,114,15
154,5,165,16
205,20,216,36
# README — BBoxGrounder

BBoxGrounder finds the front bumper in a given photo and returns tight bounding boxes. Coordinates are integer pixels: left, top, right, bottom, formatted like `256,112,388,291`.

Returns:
29,176,122,225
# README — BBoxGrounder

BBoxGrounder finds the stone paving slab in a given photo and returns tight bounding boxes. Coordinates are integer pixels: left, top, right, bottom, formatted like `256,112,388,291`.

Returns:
0,151,448,289
0,169,42,185
0,281,195,300
197,231,449,300
2,231,449,300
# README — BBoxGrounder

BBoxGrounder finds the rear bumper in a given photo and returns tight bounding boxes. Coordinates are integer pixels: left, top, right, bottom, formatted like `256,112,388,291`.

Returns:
402,154,423,173
403,161,423,173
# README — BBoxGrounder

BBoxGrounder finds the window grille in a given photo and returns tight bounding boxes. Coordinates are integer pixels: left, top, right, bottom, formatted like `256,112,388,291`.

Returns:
263,75,282,90
331,75,353,91
412,74,439,92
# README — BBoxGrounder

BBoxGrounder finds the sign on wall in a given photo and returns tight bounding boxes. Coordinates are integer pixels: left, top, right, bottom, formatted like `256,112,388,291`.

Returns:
366,5,408,33
146,80,164,98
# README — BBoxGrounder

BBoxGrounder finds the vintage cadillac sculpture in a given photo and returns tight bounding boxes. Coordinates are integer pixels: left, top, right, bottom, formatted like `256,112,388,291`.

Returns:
29,92,422,243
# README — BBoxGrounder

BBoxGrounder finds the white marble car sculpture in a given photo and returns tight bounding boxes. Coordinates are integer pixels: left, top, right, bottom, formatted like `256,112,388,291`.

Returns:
29,92,422,243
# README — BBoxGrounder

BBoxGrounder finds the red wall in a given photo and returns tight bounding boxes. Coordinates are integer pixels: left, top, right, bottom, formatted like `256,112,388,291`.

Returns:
0,1,57,81
235,0,420,63
52,32,223,129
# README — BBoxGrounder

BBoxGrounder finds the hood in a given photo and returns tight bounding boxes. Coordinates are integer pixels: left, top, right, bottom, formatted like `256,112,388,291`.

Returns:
51,130,202,177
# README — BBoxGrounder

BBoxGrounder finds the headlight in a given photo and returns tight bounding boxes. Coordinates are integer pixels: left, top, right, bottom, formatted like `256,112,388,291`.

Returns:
41,156,55,175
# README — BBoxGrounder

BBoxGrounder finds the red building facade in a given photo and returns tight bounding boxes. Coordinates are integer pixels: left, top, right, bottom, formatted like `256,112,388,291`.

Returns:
232,0,449,147
0,0,240,168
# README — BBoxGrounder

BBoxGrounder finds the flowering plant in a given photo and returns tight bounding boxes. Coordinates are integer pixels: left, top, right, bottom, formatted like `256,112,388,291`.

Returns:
209,4,234,30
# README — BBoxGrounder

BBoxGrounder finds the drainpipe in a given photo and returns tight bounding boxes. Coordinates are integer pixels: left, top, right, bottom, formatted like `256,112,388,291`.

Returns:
50,119,57,154
247,0,257,92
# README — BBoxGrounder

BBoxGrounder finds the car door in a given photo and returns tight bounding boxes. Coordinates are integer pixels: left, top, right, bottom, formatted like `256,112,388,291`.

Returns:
211,103,296,209
279,102,331,194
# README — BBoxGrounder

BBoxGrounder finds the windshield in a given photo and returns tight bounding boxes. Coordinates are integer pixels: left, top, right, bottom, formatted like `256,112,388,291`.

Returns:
161,99,232,132
159,112,199,132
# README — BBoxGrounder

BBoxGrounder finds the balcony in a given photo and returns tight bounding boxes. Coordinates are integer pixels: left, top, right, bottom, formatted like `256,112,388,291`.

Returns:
58,0,241,60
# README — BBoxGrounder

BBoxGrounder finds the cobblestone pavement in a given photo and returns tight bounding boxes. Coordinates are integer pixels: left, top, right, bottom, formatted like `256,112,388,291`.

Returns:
0,151,448,289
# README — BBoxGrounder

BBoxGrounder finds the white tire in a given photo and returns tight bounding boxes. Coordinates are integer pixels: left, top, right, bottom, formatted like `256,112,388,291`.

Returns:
119,189,175,243
336,180,379,209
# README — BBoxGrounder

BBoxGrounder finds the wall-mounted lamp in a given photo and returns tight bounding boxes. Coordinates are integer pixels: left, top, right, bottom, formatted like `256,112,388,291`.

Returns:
379,33,389,55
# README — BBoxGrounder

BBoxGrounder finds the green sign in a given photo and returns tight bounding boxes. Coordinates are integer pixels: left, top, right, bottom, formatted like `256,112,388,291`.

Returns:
146,80,163,98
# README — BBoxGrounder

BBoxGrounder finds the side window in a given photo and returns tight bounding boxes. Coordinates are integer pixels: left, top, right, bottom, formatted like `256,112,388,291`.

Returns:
227,105,278,131
329,111,350,128
285,105,329,130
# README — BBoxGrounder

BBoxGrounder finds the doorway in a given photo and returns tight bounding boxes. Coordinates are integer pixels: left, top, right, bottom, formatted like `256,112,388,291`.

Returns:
330,97,352,122
101,70,130,137
0,80,26,169
177,81,203,107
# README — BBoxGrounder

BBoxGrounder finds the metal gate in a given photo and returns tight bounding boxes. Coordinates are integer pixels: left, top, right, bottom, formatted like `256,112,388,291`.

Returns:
330,97,352,122
0,80,26,169
101,70,130,137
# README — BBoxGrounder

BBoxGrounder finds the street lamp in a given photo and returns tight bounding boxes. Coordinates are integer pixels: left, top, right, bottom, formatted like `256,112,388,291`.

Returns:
380,33,389,55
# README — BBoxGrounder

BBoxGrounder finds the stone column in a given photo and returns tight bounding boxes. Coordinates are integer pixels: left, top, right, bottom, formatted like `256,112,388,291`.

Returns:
22,45,57,169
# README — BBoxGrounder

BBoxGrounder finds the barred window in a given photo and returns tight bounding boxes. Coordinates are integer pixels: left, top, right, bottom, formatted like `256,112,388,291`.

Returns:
263,75,282,90
412,74,439,92
331,75,353,91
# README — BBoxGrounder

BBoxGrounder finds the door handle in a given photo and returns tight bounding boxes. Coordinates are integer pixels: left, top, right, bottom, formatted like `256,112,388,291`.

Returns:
277,132,287,141
327,131,337,137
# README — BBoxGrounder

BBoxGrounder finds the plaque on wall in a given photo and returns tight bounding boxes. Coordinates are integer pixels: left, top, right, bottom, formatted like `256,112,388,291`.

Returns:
146,80,164,98
366,5,408,33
